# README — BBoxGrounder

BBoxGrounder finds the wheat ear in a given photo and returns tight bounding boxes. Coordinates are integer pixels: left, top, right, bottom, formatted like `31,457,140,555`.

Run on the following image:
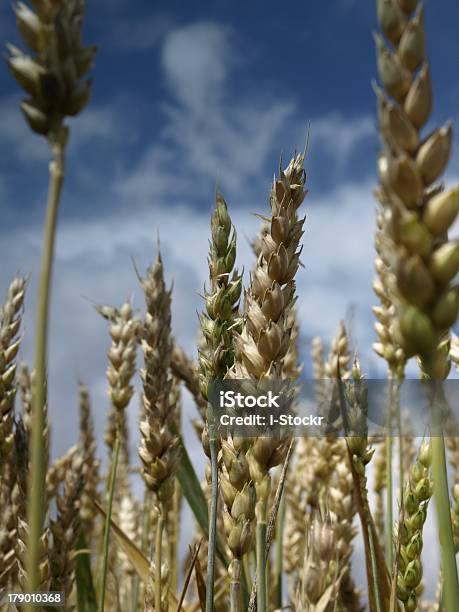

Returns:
78,382,101,540
198,193,243,612
138,250,181,611
295,511,345,611
375,1,459,603
49,451,84,604
396,440,432,611
0,277,26,589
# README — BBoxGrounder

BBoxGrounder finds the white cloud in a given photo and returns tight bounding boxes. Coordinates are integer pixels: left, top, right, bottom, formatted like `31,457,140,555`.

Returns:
117,21,375,209
310,112,375,162
161,22,233,113
117,21,296,204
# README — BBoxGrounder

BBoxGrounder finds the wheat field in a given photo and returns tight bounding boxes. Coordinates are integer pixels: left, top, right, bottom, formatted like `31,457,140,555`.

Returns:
1,0,459,611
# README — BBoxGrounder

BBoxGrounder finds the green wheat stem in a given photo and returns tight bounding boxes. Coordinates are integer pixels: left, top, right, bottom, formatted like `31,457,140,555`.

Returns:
256,502,268,612
155,508,164,612
386,379,394,569
230,559,242,612
368,520,383,612
98,434,121,612
133,491,152,611
386,433,393,569
396,383,404,501
206,419,218,612
273,491,285,608
169,488,180,595
242,554,252,597
26,139,65,599
432,433,459,612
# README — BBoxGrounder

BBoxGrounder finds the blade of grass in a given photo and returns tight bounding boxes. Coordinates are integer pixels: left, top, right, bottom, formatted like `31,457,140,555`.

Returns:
92,499,182,608
429,383,459,612
92,498,149,583
273,492,286,609
75,530,97,612
432,433,459,612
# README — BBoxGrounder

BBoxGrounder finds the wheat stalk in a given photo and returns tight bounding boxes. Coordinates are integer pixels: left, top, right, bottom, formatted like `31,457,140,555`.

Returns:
8,1,95,596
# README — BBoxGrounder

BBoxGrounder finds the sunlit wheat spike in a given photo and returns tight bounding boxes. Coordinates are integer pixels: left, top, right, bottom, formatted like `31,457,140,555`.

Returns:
49,451,84,603
0,277,26,468
138,250,180,502
228,153,307,508
295,511,345,610
375,0,458,378
78,382,100,537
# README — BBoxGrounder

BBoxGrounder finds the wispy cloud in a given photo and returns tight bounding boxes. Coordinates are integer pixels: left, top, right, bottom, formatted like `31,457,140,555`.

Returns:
310,112,375,162
161,22,234,112
117,21,296,204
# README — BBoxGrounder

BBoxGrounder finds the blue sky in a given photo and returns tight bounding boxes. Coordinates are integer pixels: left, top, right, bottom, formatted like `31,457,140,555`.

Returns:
1,0,458,227
2,0,459,592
